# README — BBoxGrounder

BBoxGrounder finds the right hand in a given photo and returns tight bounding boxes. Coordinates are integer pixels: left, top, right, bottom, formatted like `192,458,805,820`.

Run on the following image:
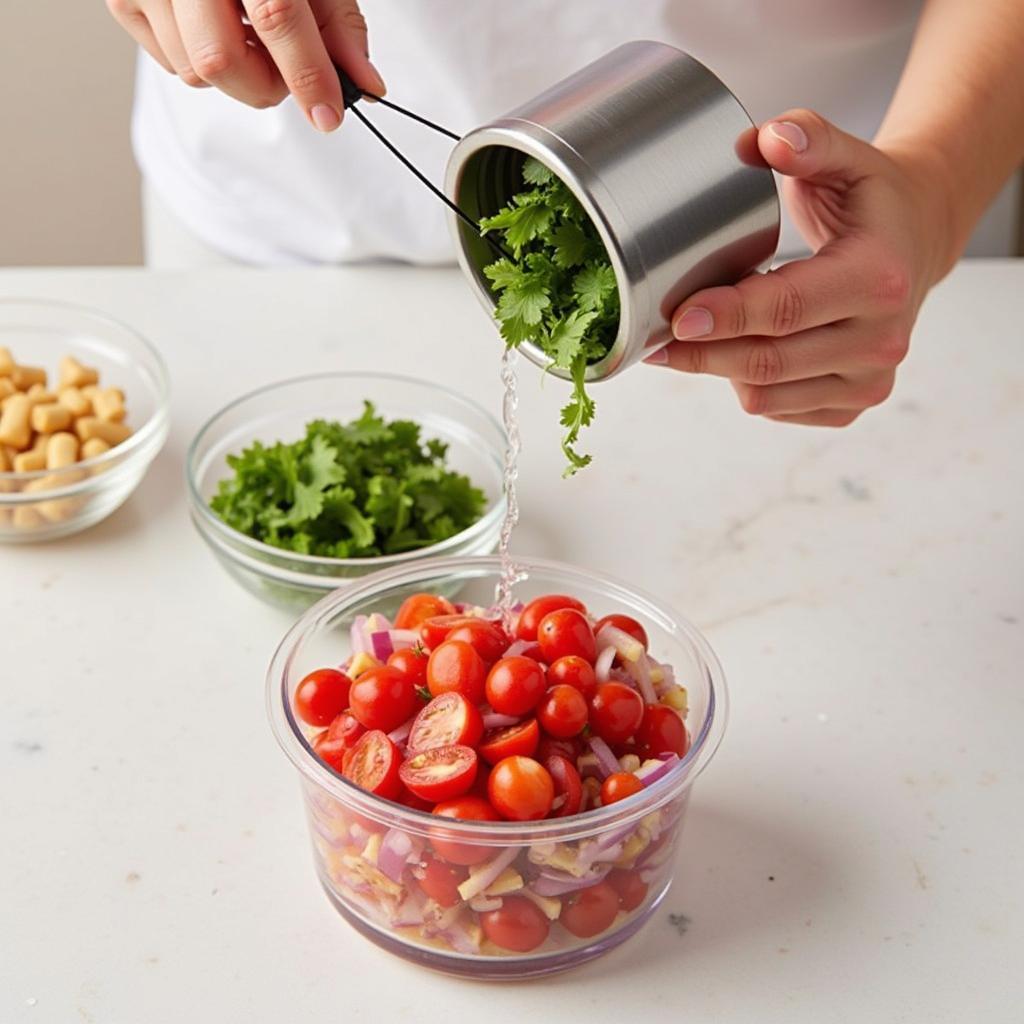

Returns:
106,0,385,131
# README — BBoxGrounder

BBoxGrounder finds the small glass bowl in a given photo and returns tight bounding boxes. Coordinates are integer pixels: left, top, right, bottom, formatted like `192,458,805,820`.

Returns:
0,300,170,543
186,374,505,610
268,555,727,978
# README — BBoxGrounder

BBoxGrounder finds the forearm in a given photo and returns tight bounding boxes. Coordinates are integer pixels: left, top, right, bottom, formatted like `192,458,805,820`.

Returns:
874,0,1024,275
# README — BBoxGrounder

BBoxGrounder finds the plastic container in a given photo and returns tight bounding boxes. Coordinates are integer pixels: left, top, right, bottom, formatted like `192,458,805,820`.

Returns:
187,374,505,610
268,555,727,978
0,300,169,543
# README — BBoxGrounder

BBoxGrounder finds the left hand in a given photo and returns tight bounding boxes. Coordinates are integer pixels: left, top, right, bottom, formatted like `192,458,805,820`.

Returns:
646,108,952,425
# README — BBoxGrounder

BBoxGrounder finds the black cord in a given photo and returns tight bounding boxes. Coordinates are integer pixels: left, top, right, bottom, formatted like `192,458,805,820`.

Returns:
360,92,461,142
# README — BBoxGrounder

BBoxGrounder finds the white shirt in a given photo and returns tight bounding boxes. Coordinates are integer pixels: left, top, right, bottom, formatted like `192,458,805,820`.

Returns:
133,0,925,266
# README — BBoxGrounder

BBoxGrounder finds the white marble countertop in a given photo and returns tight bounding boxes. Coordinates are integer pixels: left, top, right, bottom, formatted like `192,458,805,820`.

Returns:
1,260,1021,1023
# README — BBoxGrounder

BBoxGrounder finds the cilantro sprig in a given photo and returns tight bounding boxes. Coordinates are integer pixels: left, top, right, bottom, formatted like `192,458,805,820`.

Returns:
210,402,486,557
480,158,620,475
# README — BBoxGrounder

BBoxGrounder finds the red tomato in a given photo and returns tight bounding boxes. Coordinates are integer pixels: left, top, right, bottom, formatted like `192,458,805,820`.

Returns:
547,655,597,700
342,730,402,800
560,881,620,938
600,772,644,805
431,796,500,865
488,756,555,821
485,656,546,716
387,646,429,687
594,613,649,649
589,682,645,744
426,640,486,704
470,761,492,798
516,594,587,642
396,786,434,812
408,692,484,752
445,620,509,663
535,734,583,764
393,593,457,630
537,609,597,664
349,666,418,733
636,704,690,758
418,614,485,651
294,668,351,727
537,684,589,738
480,895,550,952
416,855,467,907
312,710,365,771
544,754,583,817
478,719,540,765
400,744,478,802
607,869,649,912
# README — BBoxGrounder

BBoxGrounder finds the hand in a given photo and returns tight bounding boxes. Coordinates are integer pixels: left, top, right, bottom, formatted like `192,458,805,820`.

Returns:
647,109,952,425
106,0,385,131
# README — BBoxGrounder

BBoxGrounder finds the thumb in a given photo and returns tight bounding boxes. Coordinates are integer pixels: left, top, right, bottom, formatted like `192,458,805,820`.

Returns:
318,0,386,96
758,108,882,185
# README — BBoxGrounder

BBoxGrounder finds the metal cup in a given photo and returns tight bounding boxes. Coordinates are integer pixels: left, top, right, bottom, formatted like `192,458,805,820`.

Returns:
445,40,780,382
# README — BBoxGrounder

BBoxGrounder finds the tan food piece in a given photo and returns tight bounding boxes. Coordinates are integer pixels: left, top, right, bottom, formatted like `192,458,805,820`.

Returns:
31,402,73,434
46,432,79,469
92,387,126,423
0,446,8,472
13,505,44,529
24,471,85,522
57,386,91,417
0,394,32,449
11,365,47,390
81,437,111,459
75,417,131,446
25,388,58,410
0,346,14,377
0,507,11,526
81,384,100,400
59,356,99,389
13,448,47,472
0,378,15,400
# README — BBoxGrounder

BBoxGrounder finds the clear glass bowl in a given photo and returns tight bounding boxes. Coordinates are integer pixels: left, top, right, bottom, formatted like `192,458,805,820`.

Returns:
267,555,727,978
0,300,170,543
186,373,506,611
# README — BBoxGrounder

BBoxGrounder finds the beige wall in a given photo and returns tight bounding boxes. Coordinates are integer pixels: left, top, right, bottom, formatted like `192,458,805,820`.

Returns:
0,3,142,266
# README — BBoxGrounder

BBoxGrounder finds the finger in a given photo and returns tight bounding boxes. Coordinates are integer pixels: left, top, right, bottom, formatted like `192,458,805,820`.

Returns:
174,0,286,106
106,0,176,73
731,372,894,417
766,409,862,427
241,0,345,130
143,0,208,86
313,0,385,95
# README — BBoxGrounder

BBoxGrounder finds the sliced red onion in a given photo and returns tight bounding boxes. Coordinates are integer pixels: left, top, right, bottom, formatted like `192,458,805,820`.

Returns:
391,889,427,927
626,652,658,705
576,751,603,780
370,631,395,662
469,895,503,912
650,658,676,695
456,846,519,901
348,823,371,852
311,816,346,849
387,718,414,745
378,828,414,883
350,615,372,656
635,754,680,787
594,644,617,683
595,822,638,851
440,922,481,954
608,667,634,685
588,736,620,779
591,840,625,864
504,639,541,659
482,712,520,729
636,840,674,871
521,888,562,919
596,624,645,663
532,863,612,896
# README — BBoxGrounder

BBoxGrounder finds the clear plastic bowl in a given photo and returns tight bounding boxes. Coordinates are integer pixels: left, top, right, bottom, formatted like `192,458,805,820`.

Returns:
0,300,170,543
186,373,506,611
267,555,727,978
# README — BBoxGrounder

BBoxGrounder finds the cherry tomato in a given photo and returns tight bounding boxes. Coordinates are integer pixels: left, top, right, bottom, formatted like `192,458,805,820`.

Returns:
607,869,649,912
589,682,644,744
293,668,351,727
537,609,597,664
547,655,597,700
636,704,690,759
560,881,620,938
393,593,457,630
408,692,484,752
478,718,540,765
470,760,492,798
431,796,500,865
387,646,428,687
480,895,550,952
396,786,434,812
312,710,365,771
485,656,546,716
594,613,649,649
544,754,583,817
537,684,589,738
488,756,555,821
342,730,402,800
416,855,468,907
445,620,509,663
535,734,583,764
426,640,486,703
600,772,644,805
400,744,478,802
349,666,418,732
515,594,587,642
418,614,486,651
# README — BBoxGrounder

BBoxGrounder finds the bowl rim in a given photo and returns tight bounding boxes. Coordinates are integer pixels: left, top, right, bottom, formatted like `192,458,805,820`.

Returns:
185,370,507,571
267,554,729,844
0,298,171,499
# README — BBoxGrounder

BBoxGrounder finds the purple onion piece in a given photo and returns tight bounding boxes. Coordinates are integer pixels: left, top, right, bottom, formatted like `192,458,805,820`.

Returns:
588,736,620,779
531,863,612,896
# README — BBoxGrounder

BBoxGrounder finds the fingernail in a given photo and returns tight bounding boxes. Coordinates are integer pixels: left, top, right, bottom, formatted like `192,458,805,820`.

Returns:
768,121,808,153
367,62,386,96
310,103,341,132
644,348,669,366
672,307,713,340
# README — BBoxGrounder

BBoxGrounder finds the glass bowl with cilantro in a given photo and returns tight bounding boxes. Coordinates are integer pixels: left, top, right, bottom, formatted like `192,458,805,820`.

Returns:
186,373,505,610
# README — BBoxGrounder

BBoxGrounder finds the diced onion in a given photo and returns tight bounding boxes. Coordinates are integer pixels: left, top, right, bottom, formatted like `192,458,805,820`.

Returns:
635,753,680,787
377,828,414,882
596,624,645,663
469,895,503,912
482,712,520,730
387,719,414,745
594,645,617,683
588,736,620,779
456,847,519,902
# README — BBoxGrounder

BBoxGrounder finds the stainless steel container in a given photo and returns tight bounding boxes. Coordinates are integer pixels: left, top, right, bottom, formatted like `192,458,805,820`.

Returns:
445,41,780,381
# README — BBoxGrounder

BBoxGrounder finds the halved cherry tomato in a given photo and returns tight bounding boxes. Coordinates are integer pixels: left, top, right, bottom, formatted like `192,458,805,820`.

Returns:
342,730,402,800
294,668,351,727
408,692,484,752
607,869,649,912
431,795,500,865
312,710,365,771
349,666,418,732
480,895,550,952
393,593,457,630
547,655,597,700
544,754,583,817
594,613,649,650
636,704,690,758
488,755,554,821
396,786,434,812
416,855,468,907
589,682,645,744
600,772,644,805
426,640,486,703
418,614,485,651
387,646,429,687
537,684,589,738
445,620,509,663
559,880,620,938
515,594,587,641
537,609,597,664
478,718,540,765
485,656,546,716
400,744,478,802
535,734,583,764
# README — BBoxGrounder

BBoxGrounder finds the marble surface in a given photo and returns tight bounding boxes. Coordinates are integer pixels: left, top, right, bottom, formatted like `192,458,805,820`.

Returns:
1,260,1021,1023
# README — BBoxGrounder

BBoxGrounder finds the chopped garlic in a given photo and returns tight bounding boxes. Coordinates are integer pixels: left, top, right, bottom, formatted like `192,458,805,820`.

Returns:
484,869,523,896
348,651,382,678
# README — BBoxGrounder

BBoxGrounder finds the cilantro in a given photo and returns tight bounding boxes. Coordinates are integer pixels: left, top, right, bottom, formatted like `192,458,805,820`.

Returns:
209,402,487,557
480,157,620,475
